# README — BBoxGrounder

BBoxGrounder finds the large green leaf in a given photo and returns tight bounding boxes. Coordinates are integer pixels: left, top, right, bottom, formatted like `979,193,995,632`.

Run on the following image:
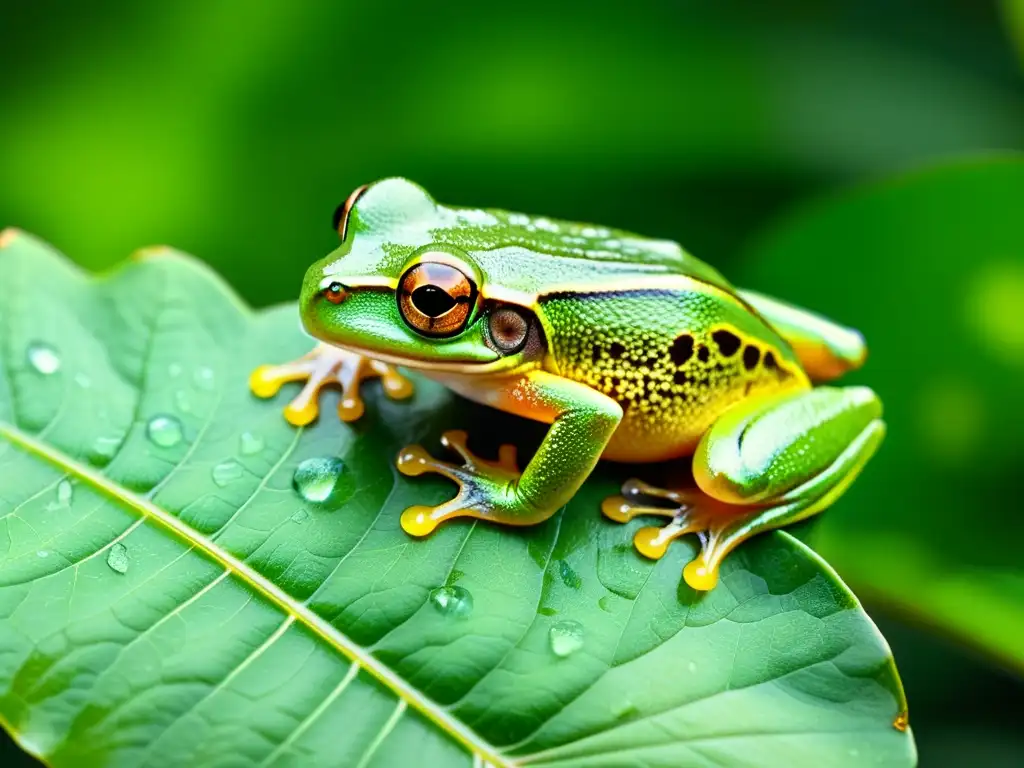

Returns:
738,155,1024,671
0,232,914,767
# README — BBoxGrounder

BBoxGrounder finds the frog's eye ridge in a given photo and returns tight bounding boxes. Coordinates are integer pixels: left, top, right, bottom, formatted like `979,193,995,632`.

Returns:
398,262,478,337
332,184,368,240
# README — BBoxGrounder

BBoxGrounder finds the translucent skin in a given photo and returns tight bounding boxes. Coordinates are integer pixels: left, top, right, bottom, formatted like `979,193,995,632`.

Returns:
252,178,883,591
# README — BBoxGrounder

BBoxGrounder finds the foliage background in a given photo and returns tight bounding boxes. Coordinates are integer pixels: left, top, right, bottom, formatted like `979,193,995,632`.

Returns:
1,0,1022,765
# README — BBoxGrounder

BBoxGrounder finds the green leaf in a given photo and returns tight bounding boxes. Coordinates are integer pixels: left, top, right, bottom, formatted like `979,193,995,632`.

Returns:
1003,0,1024,66
739,155,1024,672
0,231,914,767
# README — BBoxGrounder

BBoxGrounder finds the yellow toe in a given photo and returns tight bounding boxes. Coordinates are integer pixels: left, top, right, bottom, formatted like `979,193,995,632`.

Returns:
633,526,671,559
683,559,719,591
401,506,440,537
249,366,284,398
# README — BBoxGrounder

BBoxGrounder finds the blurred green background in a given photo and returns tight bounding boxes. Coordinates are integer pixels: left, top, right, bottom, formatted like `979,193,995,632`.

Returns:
3,1,1023,765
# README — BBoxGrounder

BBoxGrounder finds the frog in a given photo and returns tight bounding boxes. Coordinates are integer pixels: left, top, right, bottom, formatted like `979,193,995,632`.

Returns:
250,178,884,591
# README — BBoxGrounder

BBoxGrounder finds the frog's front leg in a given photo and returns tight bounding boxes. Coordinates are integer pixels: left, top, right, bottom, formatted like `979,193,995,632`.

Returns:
604,386,884,591
250,343,413,425
397,371,622,536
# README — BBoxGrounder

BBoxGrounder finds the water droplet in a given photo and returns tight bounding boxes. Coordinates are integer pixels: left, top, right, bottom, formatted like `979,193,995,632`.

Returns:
558,560,582,590
212,460,244,487
291,457,353,505
92,435,123,460
193,366,215,390
549,620,584,658
74,373,91,388
538,607,557,617
613,699,638,719
687,660,698,673
174,390,192,413
291,509,309,524
598,595,615,612
429,586,474,618
37,550,50,558
27,343,61,374
239,431,264,455
106,543,129,574
53,479,73,509
168,363,182,377
146,415,183,448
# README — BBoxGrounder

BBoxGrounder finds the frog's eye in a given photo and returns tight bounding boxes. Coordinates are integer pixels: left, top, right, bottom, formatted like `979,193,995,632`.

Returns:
487,307,530,353
398,262,477,337
321,281,347,304
332,185,368,240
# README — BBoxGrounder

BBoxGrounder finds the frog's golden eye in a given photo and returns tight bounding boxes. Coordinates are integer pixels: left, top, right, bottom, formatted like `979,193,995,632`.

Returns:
332,185,368,240
398,262,477,337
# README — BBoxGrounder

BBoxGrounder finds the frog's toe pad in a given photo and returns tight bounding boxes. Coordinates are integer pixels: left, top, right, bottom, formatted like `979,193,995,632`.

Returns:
396,432,525,536
250,344,414,426
603,480,743,592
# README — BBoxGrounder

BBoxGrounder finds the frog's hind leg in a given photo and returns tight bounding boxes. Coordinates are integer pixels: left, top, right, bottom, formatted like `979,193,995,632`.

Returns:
250,343,412,425
604,386,885,591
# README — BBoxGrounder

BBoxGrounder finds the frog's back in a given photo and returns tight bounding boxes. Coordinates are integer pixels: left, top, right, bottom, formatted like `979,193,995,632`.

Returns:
538,287,810,462
433,205,736,301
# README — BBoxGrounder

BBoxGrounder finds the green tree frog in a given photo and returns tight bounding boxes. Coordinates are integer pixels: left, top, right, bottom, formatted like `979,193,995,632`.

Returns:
251,179,883,591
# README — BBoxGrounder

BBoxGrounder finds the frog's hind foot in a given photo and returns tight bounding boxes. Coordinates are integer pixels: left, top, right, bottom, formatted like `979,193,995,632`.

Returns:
602,480,757,592
250,343,413,426
397,430,548,537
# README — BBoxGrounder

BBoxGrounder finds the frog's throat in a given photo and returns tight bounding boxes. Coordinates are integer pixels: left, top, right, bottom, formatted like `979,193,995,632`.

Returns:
323,340,533,376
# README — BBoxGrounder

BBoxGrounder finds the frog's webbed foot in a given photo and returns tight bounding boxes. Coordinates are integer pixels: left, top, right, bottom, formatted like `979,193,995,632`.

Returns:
397,430,539,537
250,343,413,426
602,479,756,592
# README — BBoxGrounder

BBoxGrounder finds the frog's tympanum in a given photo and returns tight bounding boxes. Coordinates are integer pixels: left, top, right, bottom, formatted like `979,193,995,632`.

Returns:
251,179,883,591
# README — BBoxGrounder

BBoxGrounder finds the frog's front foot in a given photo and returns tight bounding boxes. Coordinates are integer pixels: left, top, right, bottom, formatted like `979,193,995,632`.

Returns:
250,343,413,425
397,430,550,536
602,480,752,592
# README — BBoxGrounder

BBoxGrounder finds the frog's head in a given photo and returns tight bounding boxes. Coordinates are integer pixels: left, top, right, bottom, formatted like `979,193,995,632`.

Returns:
299,178,544,374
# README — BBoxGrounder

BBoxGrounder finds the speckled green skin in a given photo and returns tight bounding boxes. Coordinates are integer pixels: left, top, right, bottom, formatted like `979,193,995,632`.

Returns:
540,290,805,461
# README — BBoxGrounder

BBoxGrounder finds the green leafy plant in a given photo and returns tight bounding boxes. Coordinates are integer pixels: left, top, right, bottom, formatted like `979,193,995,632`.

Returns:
0,232,914,766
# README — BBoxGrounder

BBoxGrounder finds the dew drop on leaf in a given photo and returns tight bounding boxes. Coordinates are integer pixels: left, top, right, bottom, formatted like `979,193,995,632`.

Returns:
549,620,585,658
52,479,73,509
37,550,50,558
92,435,123,460
174,390,192,413
146,415,183,448
292,457,352,505
193,366,215,390
168,363,182,377
106,543,129,574
558,560,582,590
429,586,474,618
26,342,61,374
239,431,264,455
212,460,244,487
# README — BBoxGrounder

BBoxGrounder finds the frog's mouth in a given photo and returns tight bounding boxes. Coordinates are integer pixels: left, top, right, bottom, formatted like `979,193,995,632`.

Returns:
326,340,538,377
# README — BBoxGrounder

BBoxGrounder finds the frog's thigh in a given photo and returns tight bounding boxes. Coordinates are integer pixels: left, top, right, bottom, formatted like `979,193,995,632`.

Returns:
685,385,884,587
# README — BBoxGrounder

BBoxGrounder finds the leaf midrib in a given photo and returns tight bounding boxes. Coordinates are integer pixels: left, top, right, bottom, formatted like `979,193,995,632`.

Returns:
0,419,508,768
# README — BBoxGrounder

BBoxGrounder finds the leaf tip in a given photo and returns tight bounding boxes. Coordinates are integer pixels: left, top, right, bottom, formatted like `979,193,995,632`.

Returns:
131,244,178,261
0,227,24,249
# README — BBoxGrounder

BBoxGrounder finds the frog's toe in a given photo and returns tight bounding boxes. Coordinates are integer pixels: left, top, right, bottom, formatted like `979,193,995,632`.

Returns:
603,479,749,592
250,344,414,426
396,431,524,537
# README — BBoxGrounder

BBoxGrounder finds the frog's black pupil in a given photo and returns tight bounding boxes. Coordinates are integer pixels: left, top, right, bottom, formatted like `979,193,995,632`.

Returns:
329,282,343,294
412,285,456,317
